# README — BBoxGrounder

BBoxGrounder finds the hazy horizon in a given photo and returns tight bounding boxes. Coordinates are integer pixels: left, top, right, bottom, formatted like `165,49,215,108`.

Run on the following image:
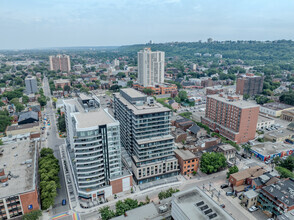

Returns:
1,0,294,50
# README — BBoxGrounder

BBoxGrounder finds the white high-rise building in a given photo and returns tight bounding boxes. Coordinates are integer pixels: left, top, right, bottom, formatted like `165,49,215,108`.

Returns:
63,94,132,202
137,48,165,87
25,75,38,94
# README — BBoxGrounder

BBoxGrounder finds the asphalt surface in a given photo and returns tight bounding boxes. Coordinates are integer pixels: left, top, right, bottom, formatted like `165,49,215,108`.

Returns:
43,76,69,214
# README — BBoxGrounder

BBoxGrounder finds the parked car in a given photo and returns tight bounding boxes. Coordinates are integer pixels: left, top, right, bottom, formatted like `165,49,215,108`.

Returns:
220,204,225,208
62,199,66,206
249,206,258,212
226,191,234,196
220,184,229,189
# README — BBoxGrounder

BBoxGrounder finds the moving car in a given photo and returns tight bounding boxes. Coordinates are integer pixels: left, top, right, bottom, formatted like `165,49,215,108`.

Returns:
62,199,66,206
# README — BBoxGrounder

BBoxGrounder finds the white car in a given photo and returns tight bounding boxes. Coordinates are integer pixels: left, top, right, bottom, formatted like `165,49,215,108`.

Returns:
249,206,258,212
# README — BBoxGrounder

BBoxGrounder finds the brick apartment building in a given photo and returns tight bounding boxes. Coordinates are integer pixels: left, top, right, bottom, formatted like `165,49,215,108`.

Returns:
201,94,260,144
174,149,199,175
49,54,71,72
236,74,264,96
206,87,224,95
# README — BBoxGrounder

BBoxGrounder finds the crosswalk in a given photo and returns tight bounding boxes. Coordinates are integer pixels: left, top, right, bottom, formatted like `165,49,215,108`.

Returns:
51,211,80,220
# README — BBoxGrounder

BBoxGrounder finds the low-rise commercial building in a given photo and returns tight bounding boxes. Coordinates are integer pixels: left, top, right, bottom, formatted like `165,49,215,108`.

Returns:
260,102,294,117
174,149,199,175
172,128,187,143
6,122,40,137
264,129,293,142
0,141,40,219
281,109,294,122
257,115,275,130
133,83,178,97
250,142,294,161
171,187,234,220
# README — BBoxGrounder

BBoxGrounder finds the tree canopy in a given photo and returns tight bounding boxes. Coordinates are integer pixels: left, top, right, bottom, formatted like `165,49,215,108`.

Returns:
200,152,227,174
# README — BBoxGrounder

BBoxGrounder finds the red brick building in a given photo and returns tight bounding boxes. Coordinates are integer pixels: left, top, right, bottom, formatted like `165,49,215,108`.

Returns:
236,74,264,96
201,94,260,144
174,149,199,175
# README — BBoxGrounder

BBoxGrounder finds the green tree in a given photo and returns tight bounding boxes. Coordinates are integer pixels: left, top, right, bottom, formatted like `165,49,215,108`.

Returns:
243,94,249,100
275,166,294,178
200,152,227,174
58,114,66,132
178,91,188,102
99,206,115,220
64,85,71,92
280,156,294,171
23,210,42,220
22,95,29,104
0,139,3,145
227,165,239,178
127,81,133,87
0,110,12,132
280,91,294,105
143,88,154,95
40,148,54,157
38,95,47,107
116,72,126,79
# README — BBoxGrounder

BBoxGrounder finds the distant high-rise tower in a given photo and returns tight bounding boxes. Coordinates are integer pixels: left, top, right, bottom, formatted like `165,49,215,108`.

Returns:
49,54,71,72
137,48,165,87
25,75,38,94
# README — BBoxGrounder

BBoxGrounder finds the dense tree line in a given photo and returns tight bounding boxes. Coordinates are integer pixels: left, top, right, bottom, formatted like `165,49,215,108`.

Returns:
39,148,60,210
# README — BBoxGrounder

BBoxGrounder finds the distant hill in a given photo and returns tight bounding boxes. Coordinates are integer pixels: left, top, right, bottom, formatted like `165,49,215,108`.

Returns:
118,40,294,64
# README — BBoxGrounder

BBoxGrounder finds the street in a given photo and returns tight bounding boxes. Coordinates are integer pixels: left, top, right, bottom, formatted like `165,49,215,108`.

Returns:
42,76,69,215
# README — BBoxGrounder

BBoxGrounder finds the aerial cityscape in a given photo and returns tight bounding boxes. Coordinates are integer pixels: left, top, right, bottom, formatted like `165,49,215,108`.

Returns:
1,1,294,220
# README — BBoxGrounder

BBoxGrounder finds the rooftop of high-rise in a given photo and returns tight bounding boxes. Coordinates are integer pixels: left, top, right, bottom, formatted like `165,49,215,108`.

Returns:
207,94,259,109
114,88,171,115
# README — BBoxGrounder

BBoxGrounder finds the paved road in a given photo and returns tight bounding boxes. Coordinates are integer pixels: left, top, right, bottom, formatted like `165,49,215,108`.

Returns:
43,76,69,214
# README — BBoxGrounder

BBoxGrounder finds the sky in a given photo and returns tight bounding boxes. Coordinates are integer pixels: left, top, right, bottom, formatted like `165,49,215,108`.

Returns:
0,0,294,50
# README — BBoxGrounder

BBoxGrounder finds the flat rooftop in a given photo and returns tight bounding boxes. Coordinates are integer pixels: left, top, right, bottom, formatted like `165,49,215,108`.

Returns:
217,144,236,151
251,142,294,156
73,109,116,129
6,122,39,131
265,129,293,139
208,94,259,109
114,92,171,115
120,88,146,99
172,187,234,220
112,203,160,220
0,141,36,198
174,149,197,160
262,102,294,111
79,93,92,101
258,114,275,123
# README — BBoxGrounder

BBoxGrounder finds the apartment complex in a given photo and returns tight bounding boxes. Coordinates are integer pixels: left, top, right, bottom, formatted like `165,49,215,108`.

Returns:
133,83,177,96
0,141,40,219
49,54,71,72
63,96,131,201
137,48,165,87
25,75,38,94
114,88,179,184
236,74,264,96
201,94,260,144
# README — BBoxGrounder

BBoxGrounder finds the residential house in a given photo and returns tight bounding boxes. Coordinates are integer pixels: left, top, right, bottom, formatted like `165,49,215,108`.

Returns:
174,149,199,175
